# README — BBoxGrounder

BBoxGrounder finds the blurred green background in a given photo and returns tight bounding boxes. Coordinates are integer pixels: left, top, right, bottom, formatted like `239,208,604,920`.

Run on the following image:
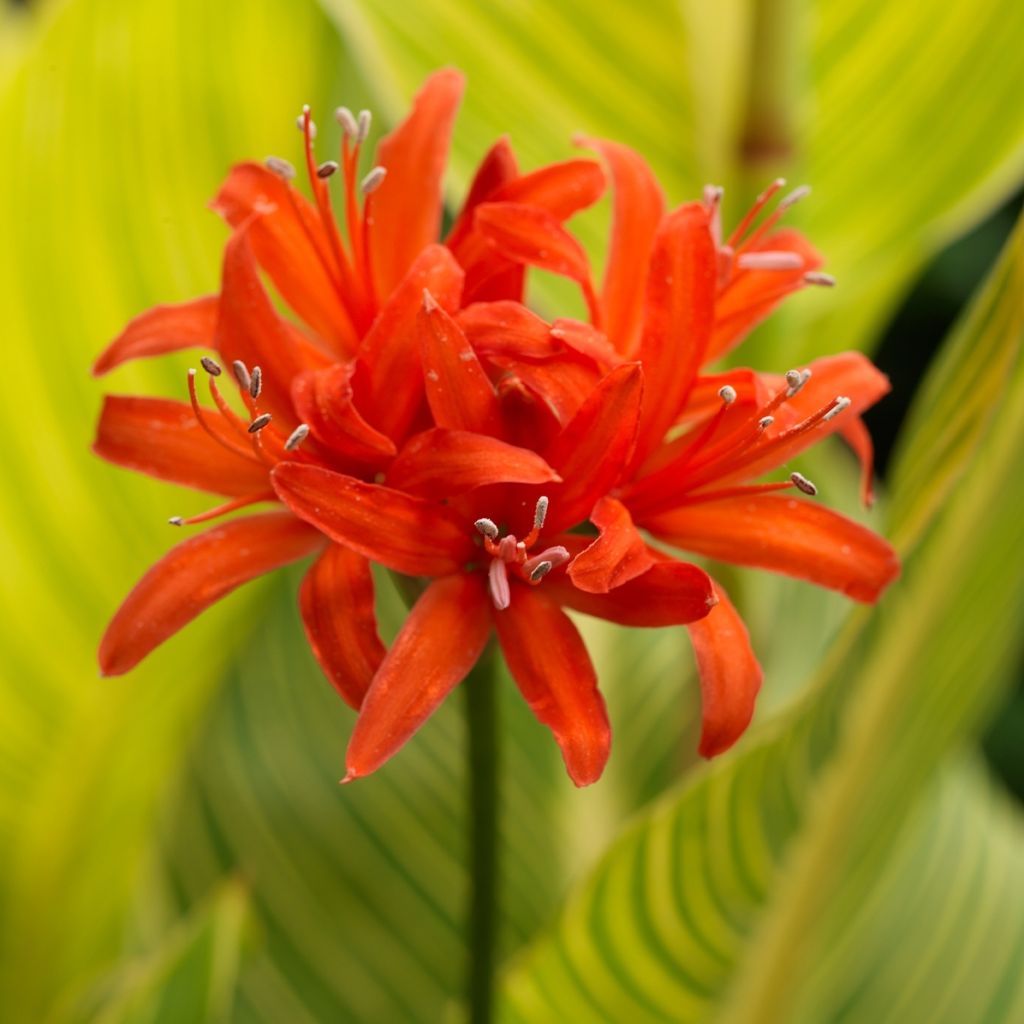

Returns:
1,1,1023,1021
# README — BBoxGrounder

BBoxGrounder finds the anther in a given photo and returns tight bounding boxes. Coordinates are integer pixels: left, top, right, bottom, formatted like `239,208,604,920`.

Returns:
249,366,262,400
823,396,851,421
785,369,810,397
533,495,549,530
297,110,317,140
529,560,554,582
790,471,818,496
718,384,737,405
804,272,836,287
335,106,358,137
284,424,310,451
360,166,387,195
247,413,273,433
168,516,184,526
356,109,372,143
703,184,724,209
232,360,252,392
778,184,811,211
759,415,775,429
200,356,222,377
737,251,805,271
475,518,500,540
317,160,339,179
265,156,296,181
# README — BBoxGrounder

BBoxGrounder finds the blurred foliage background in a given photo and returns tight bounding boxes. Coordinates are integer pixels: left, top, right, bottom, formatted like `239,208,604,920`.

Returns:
1,0,1022,1021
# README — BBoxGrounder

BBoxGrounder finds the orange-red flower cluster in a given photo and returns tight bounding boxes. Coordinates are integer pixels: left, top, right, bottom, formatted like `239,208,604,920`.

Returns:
94,70,898,786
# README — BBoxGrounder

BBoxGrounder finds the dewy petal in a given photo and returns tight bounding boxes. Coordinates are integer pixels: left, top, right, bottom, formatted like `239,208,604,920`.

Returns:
355,244,465,443
446,136,520,252
94,395,269,497
212,163,360,355
687,581,763,758
300,544,385,710
419,298,503,435
457,301,556,359
368,68,465,298
568,496,655,593
98,512,324,675
385,429,560,498
643,494,900,602
271,463,473,576
487,350,603,426
344,573,490,782
577,137,665,358
632,203,717,469
92,296,219,376
493,585,610,787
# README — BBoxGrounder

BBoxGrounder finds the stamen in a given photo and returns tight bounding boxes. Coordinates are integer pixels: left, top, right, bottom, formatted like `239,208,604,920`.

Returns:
759,415,775,429
200,356,222,377
785,369,810,397
737,251,805,271
249,366,263,400
497,535,518,562
718,384,738,405
488,558,511,610
248,413,273,433
335,106,358,138
823,396,851,421
726,178,786,248
777,184,811,211
317,160,339,179
265,156,296,181
232,360,252,392
356,109,372,143
533,495,549,530
475,518,500,540
703,184,724,210
804,272,836,287
529,561,553,582
522,546,570,580
168,516,184,526
790,471,818,496
284,424,310,451
297,106,317,140
360,166,387,195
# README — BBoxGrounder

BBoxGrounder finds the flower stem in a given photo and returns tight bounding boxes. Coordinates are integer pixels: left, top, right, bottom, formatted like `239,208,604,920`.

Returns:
465,643,499,1024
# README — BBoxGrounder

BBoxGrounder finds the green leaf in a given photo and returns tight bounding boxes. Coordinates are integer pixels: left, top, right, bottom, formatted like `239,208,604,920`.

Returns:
495,208,1024,1022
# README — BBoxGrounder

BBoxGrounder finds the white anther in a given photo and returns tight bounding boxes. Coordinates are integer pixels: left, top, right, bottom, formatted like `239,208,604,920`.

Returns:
823,396,851,421
737,251,805,271
803,272,836,287
200,356,222,377
533,495,549,530
335,106,358,137
317,160,339,179
265,156,296,181
249,365,262,400
523,546,570,579
284,424,310,451
474,518,499,540
247,413,272,433
790,471,818,496
703,184,724,209
360,166,387,194
297,108,317,139
232,360,252,392
778,184,811,211
529,561,554,582
785,369,810,397
759,415,775,429
357,109,372,143
718,384,737,405
168,516,184,526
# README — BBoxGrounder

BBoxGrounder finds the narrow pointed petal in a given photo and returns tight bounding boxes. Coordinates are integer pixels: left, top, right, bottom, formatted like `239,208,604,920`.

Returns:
386,429,560,497
542,362,644,532
643,495,900,602
212,163,359,354
839,414,878,507
632,203,717,467
419,299,503,435
494,586,610,786
568,496,654,593
577,137,665,357
271,463,473,576
99,513,323,675
368,68,465,297
300,544,384,710
216,227,330,423
92,296,218,375
94,395,269,496
345,574,490,781
488,158,605,219
355,244,464,442
446,136,519,252
291,364,396,463
687,582,762,758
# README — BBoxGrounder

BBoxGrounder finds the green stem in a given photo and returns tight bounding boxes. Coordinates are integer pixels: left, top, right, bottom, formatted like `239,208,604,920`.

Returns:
465,643,499,1024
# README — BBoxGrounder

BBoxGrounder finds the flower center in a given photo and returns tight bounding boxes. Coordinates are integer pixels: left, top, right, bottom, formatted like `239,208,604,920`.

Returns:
473,496,570,610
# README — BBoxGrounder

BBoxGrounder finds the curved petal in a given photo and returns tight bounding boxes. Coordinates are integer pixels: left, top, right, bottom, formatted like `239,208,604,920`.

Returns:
98,512,323,675
644,494,900,602
494,584,610,786
300,544,384,710
271,463,473,576
344,573,491,782
446,136,519,252
385,429,560,497
93,395,270,497
687,582,763,758
568,496,654,593
457,301,554,358
92,296,219,376
840,414,878,507
368,68,465,297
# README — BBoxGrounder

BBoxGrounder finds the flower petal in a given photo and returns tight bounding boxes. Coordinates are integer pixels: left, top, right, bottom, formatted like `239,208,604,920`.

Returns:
386,429,560,497
577,137,665,358
300,544,384,710
487,351,603,425
643,494,900,602
92,296,218,376
344,573,491,781
446,136,520,252
489,158,605,218
212,162,359,355
419,297,503,435
457,301,556,358
687,582,762,758
494,585,610,786
355,243,465,442
98,512,323,675
839,414,878,507
368,68,465,298
271,463,472,576
568,496,654,593
93,395,269,496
